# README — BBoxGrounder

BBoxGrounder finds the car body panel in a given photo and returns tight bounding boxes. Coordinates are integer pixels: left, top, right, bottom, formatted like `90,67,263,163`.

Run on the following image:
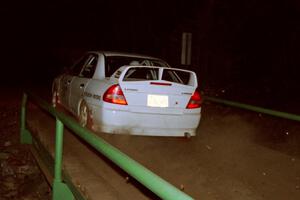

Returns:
92,105,200,136
53,51,201,137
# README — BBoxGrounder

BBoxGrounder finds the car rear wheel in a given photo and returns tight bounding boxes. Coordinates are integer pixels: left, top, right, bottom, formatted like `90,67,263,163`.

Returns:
79,101,92,128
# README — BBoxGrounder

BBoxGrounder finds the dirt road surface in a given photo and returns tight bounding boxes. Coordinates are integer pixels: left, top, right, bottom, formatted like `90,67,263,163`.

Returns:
0,89,51,200
1,89,300,199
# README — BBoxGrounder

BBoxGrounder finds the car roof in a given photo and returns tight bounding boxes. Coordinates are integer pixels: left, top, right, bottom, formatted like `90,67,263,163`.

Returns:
88,51,162,60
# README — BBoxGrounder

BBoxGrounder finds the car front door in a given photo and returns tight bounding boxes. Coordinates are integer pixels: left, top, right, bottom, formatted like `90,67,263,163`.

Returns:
60,74,73,107
69,54,98,115
60,54,91,110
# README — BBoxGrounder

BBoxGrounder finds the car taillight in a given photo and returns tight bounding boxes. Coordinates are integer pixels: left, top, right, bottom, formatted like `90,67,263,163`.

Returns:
186,90,202,109
103,84,128,105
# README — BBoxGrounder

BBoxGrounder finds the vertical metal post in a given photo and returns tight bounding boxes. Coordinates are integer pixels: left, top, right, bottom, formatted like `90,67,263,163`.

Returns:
181,32,192,66
20,93,32,144
52,118,74,200
54,118,64,182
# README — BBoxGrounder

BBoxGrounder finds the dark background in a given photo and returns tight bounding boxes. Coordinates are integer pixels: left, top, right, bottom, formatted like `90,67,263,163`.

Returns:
1,0,300,111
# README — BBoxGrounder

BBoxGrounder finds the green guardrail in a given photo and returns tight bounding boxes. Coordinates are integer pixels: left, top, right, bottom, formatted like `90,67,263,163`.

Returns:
204,96,300,122
20,92,194,200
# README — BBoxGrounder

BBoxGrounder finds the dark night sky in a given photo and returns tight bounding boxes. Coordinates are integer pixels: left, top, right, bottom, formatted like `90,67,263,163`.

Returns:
3,1,196,47
2,1,198,83
1,0,300,99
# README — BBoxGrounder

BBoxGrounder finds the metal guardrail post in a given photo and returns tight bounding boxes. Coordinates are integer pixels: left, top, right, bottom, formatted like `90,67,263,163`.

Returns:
54,118,64,182
20,93,32,144
204,96,300,122
52,118,74,200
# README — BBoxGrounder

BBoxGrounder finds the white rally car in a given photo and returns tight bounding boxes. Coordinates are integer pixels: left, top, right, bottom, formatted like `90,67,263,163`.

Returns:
52,51,201,137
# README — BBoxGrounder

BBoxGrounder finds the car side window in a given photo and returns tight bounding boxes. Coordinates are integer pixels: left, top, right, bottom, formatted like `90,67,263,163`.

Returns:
71,55,90,76
80,55,98,78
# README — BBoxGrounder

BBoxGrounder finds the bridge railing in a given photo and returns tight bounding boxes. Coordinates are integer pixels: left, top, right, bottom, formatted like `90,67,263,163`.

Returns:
204,96,300,122
20,92,194,200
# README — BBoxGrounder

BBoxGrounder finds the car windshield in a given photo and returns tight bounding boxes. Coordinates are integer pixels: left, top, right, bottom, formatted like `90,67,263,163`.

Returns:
105,56,169,77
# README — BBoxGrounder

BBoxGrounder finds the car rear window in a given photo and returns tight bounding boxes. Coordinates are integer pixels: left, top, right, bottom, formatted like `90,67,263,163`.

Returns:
123,68,159,81
162,69,192,85
121,67,196,86
105,56,169,77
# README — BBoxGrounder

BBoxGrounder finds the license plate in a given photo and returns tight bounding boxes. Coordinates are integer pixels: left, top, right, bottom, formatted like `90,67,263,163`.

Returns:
147,94,169,107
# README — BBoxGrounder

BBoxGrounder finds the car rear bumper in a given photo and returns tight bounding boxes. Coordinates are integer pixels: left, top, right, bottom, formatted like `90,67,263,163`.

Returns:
92,106,201,137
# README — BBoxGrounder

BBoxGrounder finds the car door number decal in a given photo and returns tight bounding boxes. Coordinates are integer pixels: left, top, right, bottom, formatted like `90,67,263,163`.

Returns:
84,92,101,100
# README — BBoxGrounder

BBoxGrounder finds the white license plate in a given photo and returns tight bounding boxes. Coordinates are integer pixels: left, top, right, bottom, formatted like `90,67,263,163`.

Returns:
147,94,169,107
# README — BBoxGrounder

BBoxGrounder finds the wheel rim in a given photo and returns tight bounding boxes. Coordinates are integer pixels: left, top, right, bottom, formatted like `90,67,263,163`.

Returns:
79,103,88,127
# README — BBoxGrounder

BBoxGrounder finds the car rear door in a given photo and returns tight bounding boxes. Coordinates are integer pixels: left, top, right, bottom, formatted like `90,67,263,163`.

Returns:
69,54,98,114
116,66,198,114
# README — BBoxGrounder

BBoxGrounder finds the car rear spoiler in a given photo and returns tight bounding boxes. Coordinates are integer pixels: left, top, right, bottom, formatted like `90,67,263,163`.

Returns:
110,66,198,87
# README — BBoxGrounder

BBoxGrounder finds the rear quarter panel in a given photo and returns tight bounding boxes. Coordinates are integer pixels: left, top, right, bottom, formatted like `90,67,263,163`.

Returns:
83,78,115,112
